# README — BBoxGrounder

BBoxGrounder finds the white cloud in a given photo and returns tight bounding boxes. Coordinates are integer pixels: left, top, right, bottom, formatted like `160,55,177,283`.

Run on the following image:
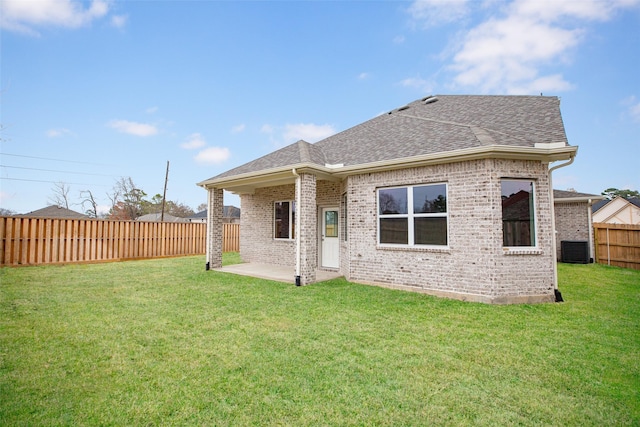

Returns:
393,35,406,44
111,14,127,29
260,123,336,147
260,124,274,134
108,120,158,137
96,204,110,216
622,96,640,123
0,191,12,204
194,147,230,165
446,0,640,94
231,124,246,134
283,123,336,144
1,0,109,35
631,103,640,123
181,133,206,150
407,0,469,28
46,128,72,138
146,106,158,114
358,72,370,80
398,76,434,93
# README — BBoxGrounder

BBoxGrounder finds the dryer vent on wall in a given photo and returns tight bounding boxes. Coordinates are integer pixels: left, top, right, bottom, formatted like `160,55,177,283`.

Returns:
561,241,590,264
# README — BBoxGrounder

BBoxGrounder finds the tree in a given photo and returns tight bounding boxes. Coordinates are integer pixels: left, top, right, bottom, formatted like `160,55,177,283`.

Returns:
0,207,16,216
48,182,71,209
197,202,207,213
601,188,640,200
165,200,195,218
80,190,99,218
107,177,146,220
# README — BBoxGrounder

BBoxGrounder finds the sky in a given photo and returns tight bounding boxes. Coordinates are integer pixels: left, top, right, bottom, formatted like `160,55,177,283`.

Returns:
1,0,639,216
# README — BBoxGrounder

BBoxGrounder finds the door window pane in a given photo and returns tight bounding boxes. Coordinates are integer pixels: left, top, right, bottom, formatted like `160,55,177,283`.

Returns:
325,210,338,237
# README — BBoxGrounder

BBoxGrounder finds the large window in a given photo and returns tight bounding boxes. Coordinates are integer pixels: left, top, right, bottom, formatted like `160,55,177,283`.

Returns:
274,201,295,239
378,183,448,246
501,180,535,247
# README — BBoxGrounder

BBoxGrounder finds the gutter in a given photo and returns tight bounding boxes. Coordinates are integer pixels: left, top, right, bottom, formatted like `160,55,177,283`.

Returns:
198,145,578,191
548,154,576,302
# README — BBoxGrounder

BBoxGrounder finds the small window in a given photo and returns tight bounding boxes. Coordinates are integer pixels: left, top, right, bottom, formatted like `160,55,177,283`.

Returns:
501,180,535,247
378,183,447,247
274,201,295,239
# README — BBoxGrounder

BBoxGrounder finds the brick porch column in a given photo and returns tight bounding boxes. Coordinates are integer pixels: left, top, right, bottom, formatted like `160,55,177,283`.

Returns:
206,187,224,269
297,173,317,285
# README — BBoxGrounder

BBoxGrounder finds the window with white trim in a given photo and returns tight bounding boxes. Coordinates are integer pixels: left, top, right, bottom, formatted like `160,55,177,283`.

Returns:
377,183,448,246
501,180,536,247
274,201,295,239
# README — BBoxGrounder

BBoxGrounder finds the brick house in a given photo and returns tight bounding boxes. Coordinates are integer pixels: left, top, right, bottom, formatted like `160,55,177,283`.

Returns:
198,95,578,304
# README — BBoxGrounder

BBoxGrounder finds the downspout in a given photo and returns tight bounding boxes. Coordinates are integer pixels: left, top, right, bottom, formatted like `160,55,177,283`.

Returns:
587,199,595,263
205,187,212,270
292,168,302,286
548,155,575,301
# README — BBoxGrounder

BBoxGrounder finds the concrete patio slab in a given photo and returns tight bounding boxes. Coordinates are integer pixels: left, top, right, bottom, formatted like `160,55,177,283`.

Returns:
213,263,342,284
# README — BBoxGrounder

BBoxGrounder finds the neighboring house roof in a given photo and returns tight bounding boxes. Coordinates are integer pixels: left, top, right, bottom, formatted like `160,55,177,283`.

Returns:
190,210,208,219
199,95,576,193
592,199,610,212
224,205,241,218
188,206,241,220
592,196,640,224
592,197,640,213
553,190,604,203
628,197,640,209
136,213,189,222
19,205,88,219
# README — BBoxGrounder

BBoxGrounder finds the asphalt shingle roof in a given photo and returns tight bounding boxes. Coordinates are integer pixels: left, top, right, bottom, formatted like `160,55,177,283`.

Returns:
208,95,569,181
553,190,602,200
19,205,88,219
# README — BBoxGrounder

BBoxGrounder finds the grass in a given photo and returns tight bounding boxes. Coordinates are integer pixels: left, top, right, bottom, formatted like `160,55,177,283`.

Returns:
1,255,638,426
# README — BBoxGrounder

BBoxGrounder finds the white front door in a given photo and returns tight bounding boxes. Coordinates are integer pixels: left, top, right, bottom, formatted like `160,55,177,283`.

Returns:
320,207,339,269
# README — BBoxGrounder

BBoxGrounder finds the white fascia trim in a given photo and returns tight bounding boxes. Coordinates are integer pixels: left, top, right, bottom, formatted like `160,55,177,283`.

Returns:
554,196,605,203
198,145,578,190
331,145,578,177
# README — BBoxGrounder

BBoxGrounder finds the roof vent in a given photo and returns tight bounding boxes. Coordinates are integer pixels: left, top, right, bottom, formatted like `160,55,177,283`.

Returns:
423,96,439,105
397,105,410,111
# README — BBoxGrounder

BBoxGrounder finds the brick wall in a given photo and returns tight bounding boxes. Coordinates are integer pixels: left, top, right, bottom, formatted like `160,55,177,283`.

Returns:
344,159,555,303
554,201,592,260
240,184,296,268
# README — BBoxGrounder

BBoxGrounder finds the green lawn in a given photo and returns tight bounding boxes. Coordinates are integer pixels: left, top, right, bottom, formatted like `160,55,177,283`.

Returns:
1,256,638,426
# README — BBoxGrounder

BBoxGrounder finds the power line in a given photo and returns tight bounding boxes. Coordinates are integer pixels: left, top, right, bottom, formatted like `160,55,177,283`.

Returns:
0,152,119,167
0,177,111,187
0,164,118,177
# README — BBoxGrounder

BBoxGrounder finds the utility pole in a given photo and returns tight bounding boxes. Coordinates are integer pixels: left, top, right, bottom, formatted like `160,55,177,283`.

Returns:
161,161,169,221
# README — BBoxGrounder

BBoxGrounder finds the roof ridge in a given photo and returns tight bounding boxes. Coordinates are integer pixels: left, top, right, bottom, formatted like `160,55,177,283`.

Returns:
297,139,311,163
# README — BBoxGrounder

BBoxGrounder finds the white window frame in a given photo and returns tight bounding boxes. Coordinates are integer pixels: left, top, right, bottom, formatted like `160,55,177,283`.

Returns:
274,200,295,240
377,183,448,248
501,179,537,248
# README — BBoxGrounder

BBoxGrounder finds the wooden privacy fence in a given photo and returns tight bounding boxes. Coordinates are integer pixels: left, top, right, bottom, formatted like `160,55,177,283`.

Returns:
223,223,240,253
593,222,640,270
0,217,207,266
